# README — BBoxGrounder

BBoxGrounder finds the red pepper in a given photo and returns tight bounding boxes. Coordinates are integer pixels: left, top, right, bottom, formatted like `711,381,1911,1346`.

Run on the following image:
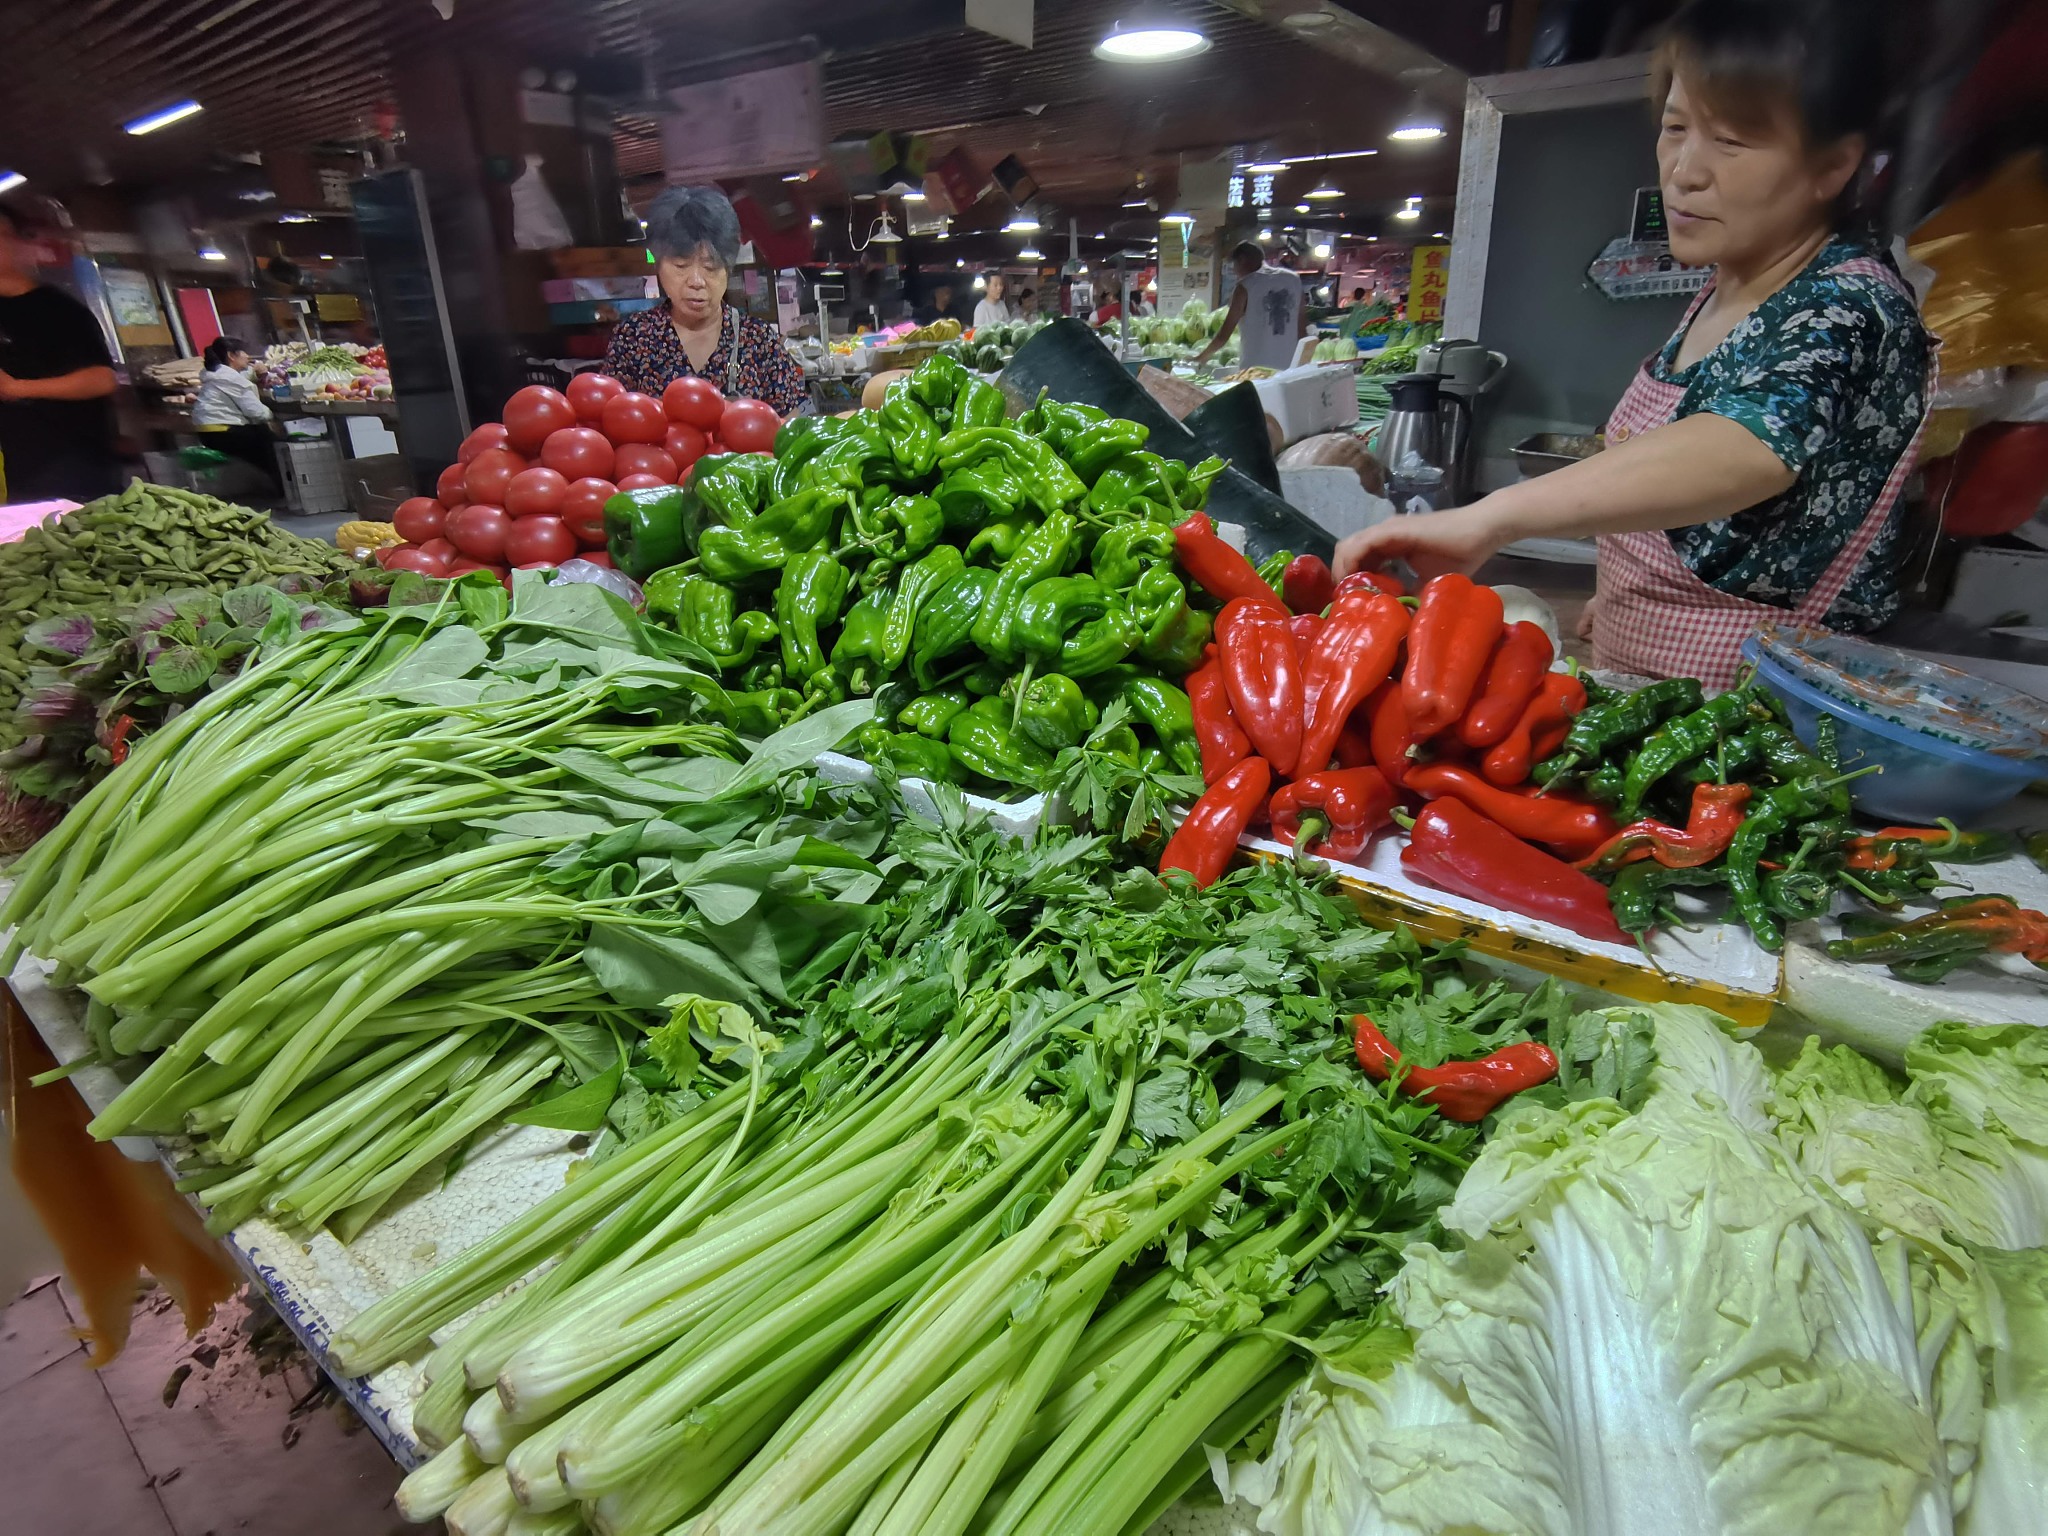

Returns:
1296,590,1410,777
1457,622,1555,749
1172,512,1279,608
1289,612,1326,651
1269,767,1398,862
1334,709,1377,770
1400,798,1630,945
1215,597,1303,777
104,713,136,767
1353,1015,1559,1122
1480,673,1588,788
1334,569,1406,600
1577,782,1752,872
1282,553,1336,616
1405,762,1617,858
1159,756,1271,888
1368,678,1427,790
1186,646,1252,785
1404,575,1506,739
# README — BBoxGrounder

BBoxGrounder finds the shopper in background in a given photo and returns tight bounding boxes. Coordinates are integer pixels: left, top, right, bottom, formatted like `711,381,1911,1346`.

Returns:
1017,288,1039,321
0,204,120,503
1334,0,1930,690
604,186,807,417
1194,242,1306,372
191,337,280,494
971,273,1012,331
912,281,958,328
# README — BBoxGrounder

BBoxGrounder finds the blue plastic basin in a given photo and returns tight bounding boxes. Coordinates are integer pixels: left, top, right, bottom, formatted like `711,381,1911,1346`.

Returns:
1739,637,2046,823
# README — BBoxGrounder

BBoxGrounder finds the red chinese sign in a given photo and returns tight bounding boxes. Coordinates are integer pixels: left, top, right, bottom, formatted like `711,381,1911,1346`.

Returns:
1411,243,1451,323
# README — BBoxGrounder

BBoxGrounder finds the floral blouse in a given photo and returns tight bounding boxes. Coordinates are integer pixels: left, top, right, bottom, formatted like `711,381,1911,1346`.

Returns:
1655,236,1932,630
602,305,808,417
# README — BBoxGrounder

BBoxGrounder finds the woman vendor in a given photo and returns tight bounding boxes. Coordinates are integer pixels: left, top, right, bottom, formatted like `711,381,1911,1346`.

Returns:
604,186,807,417
1335,0,1933,689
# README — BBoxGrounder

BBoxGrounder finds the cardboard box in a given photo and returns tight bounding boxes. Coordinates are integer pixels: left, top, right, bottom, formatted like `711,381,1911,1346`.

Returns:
1250,364,1359,449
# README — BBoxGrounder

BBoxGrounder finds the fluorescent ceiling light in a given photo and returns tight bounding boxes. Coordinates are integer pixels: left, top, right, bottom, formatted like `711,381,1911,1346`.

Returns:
1394,206,1421,220
1160,212,1194,225
901,189,926,201
782,172,806,182
0,171,24,195
1367,235,1379,242
935,229,949,240
1003,217,1039,232
820,265,843,275
279,211,315,224
198,246,227,261
1294,203,1310,213
1390,124,1445,142
125,99,203,135
1018,247,1044,259
1305,184,1342,200
809,215,822,227
1121,199,1151,209
972,273,986,289
1258,228,1271,241
1241,161,1288,174
1313,243,1331,258
1094,24,1210,62
318,253,334,261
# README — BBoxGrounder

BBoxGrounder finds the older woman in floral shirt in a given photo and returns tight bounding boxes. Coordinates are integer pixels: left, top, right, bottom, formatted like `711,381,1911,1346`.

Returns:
604,186,808,418
1334,0,1934,688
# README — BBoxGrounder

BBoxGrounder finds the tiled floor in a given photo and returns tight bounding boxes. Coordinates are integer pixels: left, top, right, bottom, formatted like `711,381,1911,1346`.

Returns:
0,1278,421,1536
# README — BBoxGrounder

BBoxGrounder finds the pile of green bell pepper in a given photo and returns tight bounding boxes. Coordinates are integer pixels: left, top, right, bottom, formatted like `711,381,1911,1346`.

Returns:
619,352,1235,794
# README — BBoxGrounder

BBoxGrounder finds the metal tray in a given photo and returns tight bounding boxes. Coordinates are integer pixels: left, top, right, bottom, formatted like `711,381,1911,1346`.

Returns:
1514,432,1603,477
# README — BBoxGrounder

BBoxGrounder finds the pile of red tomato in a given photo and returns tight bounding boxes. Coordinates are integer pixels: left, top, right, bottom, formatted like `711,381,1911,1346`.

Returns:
380,372,781,581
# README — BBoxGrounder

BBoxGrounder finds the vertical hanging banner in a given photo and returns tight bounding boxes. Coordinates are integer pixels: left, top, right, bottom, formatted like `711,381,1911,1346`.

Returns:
1410,243,1451,322
933,147,990,215
662,59,825,182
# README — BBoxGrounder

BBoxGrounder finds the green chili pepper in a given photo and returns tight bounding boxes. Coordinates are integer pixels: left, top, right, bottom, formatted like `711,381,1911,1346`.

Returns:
1681,731,1765,786
1608,862,1729,937
947,695,1054,789
1060,609,1141,677
1089,520,1177,591
603,485,691,580
908,353,967,417
774,547,849,685
858,723,958,784
1087,452,1181,521
911,566,997,688
1014,673,1098,751
1117,675,1203,778
698,488,845,583
937,426,1086,517
1255,548,1293,596
804,421,896,497
1058,418,1151,483
960,660,1007,696
1544,676,1704,776
972,511,1079,664
951,375,1006,430
828,589,894,694
1127,564,1210,674
898,687,971,739
1618,687,1769,818
643,570,778,669
1727,774,1856,950
1763,868,1835,923
1181,455,1227,507
738,658,784,692
882,544,964,671
1013,573,1114,664
769,416,846,502
934,459,1026,534
879,379,941,477
1747,721,1849,814
727,687,803,736
965,518,1040,566
845,492,943,562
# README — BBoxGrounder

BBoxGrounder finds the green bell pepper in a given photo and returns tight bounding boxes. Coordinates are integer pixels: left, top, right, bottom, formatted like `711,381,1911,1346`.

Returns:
934,459,1026,533
1117,675,1203,778
911,566,997,688
1088,519,1177,591
898,687,971,739
829,588,893,694
952,375,1006,430
1014,673,1098,752
966,518,1039,566
699,488,845,583
948,696,1054,789
972,511,1079,664
1013,574,1114,664
774,547,849,685
879,379,941,477
882,544,964,671
643,570,778,670
859,723,959,784
1129,565,1212,674
604,485,690,580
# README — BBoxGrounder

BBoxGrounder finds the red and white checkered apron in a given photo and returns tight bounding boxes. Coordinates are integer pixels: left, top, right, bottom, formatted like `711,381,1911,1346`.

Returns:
1591,257,1936,690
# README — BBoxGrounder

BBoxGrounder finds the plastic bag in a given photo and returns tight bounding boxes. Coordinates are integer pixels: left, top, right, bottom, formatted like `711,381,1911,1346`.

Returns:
550,558,643,608
1909,152,2048,376
509,153,574,252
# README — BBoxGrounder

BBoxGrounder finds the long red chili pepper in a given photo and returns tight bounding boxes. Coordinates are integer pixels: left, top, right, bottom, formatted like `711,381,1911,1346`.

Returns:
1457,622,1556,749
1367,678,1426,790
1577,782,1752,872
1403,575,1505,739
1186,646,1252,785
1334,569,1406,600
1405,762,1617,859
1352,1015,1559,1122
1400,798,1630,945
1282,553,1335,616
1172,512,1278,608
1296,590,1410,777
1269,767,1398,862
1481,672,1588,788
1158,755,1271,888
1215,597,1303,777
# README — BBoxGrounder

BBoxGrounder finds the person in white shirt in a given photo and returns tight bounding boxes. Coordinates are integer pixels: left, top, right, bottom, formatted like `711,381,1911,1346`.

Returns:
1195,243,1306,371
971,273,1013,331
191,337,280,492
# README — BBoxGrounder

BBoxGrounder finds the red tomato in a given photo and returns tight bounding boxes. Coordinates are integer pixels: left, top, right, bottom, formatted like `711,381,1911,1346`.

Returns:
602,391,668,446
383,547,450,577
719,399,780,455
505,516,579,567
393,497,446,544
463,448,527,506
446,504,511,563
663,375,725,432
502,385,576,455
418,537,458,567
457,423,511,463
612,444,678,484
576,548,615,568
663,423,709,470
504,466,569,518
539,426,614,482
569,514,609,547
435,463,471,504
566,371,624,424
615,472,667,492
446,558,510,580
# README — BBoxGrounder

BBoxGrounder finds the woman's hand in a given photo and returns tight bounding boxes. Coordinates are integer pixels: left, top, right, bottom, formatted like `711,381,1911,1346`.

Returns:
1332,502,1512,581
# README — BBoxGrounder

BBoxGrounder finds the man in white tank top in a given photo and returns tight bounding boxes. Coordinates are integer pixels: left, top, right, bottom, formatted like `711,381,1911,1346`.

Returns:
1195,242,1305,372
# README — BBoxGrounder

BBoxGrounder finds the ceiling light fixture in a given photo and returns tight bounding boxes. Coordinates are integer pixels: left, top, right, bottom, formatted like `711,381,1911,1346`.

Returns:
1283,9,1335,27
1018,246,1044,260
1305,184,1342,200
1240,161,1288,174
0,171,26,195
821,264,843,276
279,211,315,224
1294,203,1310,214
782,172,806,182
1390,124,1445,142
810,215,822,227
197,246,228,262
1313,242,1331,258
1160,212,1194,225
1394,196,1422,221
1278,149,1377,166
124,99,203,135
901,189,926,201
1258,228,1271,241
1367,235,1380,242
972,273,987,290
1093,22,1210,62
1003,217,1040,232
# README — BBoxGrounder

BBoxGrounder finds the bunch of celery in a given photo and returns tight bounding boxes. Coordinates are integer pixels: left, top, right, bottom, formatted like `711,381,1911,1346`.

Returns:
4,572,882,1239
361,802,1622,1536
